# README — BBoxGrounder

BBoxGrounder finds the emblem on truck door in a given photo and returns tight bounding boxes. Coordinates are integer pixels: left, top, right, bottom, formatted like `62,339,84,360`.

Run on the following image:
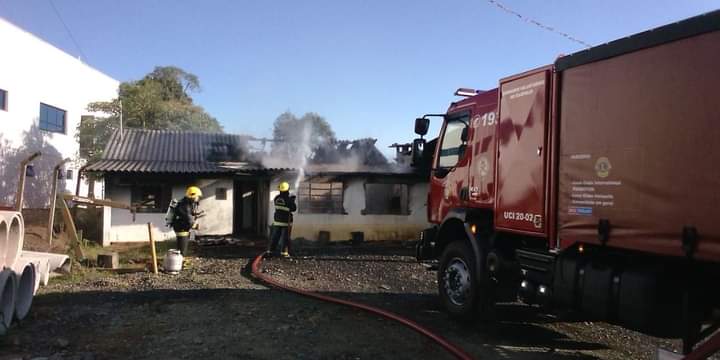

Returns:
595,157,612,178
477,156,490,178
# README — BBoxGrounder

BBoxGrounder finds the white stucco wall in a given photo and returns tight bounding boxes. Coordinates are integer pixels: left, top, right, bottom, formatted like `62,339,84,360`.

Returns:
103,178,233,245
0,18,119,209
268,177,429,242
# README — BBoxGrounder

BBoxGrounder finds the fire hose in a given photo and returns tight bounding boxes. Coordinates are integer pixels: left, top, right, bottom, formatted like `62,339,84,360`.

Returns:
250,253,474,360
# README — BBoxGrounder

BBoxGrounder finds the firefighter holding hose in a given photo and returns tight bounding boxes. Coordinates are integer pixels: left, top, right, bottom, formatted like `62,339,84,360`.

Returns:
267,181,296,258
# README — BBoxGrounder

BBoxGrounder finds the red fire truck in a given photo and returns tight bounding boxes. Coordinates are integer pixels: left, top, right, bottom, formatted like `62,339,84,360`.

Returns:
413,10,720,356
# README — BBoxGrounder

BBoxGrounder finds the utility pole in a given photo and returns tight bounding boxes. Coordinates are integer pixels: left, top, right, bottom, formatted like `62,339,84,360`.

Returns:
119,100,123,141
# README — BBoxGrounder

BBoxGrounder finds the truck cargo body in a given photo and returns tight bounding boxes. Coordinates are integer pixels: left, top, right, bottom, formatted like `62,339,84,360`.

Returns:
416,10,720,352
556,26,720,262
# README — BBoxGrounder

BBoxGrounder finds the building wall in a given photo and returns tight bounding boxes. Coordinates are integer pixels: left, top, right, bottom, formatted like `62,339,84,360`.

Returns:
103,177,234,245
0,18,119,209
268,176,429,242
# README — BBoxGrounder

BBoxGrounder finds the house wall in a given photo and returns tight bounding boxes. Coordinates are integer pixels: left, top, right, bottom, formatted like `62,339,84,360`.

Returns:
103,177,234,245
0,18,119,209
268,176,429,242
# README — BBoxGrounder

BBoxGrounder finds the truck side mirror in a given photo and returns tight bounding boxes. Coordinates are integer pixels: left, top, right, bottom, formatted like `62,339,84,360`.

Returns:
461,126,469,143
411,138,425,166
415,118,429,136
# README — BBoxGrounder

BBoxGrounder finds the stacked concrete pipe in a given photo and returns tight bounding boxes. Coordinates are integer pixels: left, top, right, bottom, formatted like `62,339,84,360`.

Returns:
0,210,69,333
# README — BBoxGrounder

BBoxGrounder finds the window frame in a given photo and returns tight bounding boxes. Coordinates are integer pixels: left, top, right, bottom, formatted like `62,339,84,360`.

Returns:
0,89,7,111
130,184,170,213
363,182,410,216
215,187,228,200
436,111,469,169
39,102,67,134
298,181,345,214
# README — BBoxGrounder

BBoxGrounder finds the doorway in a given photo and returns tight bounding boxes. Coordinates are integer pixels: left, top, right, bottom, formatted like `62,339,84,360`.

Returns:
233,180,258,237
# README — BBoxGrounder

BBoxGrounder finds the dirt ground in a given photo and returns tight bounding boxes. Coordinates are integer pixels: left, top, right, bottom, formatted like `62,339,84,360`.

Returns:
0,242,690,360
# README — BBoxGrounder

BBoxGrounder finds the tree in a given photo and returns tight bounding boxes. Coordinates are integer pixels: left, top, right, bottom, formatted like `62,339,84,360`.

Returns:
270,112,336,163
80,66,222,163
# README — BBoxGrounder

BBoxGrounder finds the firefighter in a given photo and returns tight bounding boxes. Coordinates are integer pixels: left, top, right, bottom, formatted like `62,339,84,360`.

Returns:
267,181,296,257
172,186,202,256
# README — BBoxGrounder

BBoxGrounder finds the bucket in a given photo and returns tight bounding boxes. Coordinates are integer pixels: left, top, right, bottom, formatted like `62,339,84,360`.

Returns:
163,249,183,274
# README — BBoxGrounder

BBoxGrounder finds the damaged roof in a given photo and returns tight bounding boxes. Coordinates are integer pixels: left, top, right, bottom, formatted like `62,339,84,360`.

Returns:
86,129,421,177
85,129,271,174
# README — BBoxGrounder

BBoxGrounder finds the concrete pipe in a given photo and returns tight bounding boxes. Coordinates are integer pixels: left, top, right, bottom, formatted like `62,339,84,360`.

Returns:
19,255,49,292
0,218,8,269
5,213,24,269
13,263,35,322
0,269,16,333
21,251,69,273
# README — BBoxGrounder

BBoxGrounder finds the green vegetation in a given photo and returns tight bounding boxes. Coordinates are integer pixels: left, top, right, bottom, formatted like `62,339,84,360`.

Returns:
79,66,222,164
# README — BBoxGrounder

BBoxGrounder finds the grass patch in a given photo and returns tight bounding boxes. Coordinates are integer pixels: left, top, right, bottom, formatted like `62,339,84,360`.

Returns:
79,240,190,268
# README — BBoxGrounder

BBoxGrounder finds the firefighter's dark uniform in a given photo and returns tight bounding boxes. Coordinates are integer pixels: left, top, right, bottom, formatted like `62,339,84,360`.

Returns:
268,191,297,256
171,196,198,256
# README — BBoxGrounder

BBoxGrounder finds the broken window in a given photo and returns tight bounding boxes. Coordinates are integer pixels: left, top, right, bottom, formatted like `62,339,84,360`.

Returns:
131,185,168,213
298,181,344,214
216,187,227,200
363,183,409,215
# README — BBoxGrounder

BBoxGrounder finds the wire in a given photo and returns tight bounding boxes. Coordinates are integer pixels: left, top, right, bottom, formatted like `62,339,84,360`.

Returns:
486,0,592,49
47,0,89,61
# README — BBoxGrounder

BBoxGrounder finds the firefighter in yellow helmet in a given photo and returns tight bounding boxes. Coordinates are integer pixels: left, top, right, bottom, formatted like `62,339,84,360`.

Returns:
170,186,202,256
267,181,296,257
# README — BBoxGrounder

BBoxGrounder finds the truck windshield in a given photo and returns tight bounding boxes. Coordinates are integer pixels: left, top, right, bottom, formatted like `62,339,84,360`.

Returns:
437,115,468,168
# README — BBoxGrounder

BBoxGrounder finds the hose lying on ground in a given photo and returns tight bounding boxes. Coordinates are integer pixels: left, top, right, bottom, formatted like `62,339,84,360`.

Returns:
250,253,474,360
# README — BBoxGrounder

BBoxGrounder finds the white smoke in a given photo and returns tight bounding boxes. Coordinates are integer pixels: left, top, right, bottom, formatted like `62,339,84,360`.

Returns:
293,121,313,189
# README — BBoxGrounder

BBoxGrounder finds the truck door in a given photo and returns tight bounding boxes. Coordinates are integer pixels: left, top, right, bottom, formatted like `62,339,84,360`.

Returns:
429,111,471,223
494,68,552,234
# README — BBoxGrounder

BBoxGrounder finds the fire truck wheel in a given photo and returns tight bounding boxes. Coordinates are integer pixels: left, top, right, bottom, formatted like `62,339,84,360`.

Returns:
438,240,483,320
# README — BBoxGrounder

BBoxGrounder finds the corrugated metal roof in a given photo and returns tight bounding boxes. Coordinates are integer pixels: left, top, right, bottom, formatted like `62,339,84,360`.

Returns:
86,129,277,174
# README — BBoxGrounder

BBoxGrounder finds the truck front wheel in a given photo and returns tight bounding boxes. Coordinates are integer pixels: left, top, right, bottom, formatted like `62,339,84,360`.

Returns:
438,240,488,320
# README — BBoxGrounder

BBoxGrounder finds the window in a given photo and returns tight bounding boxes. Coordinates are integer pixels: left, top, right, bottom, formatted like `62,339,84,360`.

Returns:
364,183,409,215
0,89,7,111
66,169,73,180
131,185,167,213
437,114,469,168
39,103,66,133
216,187,227,200
298,181,344,214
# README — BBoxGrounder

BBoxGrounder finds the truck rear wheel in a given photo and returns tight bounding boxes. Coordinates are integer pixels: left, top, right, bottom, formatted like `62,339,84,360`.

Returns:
438,240,489,321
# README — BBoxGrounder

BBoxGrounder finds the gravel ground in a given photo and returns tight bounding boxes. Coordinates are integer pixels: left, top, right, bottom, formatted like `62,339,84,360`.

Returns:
0,243,692,360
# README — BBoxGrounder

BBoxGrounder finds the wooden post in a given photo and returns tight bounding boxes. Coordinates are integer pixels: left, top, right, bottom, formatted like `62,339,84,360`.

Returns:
59,194,84,259
47,169,59,244
147,223,158,274
47,159,69,243
15,152,41,212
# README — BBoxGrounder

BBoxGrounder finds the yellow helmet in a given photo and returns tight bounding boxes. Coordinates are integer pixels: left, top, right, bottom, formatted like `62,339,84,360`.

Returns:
186,186,202,199
278,181,290,192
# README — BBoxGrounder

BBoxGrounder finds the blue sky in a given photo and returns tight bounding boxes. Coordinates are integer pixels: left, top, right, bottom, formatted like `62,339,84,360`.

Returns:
1,0,717,157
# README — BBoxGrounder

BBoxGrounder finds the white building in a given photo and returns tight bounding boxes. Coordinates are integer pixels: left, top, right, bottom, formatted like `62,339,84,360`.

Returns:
86,130,430,246
0,17,119,210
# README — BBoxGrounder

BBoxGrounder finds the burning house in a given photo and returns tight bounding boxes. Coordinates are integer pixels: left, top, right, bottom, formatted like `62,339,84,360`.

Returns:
84,129,429,245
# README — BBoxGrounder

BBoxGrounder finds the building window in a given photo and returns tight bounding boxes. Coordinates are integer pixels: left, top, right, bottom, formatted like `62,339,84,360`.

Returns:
363,183,409,215
0,89,7,111
131,185,167,213
298,181,344,214
39,103,66,133
216,188,227,200
66,169,73,180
